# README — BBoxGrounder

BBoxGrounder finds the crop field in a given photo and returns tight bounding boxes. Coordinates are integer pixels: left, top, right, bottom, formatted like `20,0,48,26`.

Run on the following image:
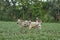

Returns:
0,21,60,40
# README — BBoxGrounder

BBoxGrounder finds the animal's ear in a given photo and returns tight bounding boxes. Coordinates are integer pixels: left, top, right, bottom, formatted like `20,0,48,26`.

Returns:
29,22,31,23
29,20,31,23
38,20,40,22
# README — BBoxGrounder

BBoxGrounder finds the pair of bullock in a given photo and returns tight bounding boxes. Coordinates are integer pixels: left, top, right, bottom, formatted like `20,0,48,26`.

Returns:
17,18,42,29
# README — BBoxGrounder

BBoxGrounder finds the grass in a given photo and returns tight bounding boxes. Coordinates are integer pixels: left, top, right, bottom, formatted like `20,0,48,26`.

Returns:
0,21,60,40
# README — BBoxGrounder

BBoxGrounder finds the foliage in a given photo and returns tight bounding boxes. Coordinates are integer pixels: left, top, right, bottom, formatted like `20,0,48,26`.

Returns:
0,0,60,22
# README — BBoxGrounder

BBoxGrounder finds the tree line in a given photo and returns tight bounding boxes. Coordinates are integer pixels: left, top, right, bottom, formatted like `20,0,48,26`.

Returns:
0,0,60,22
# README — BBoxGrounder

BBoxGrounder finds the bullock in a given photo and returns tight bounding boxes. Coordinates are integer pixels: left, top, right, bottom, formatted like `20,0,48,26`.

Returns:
17,19,30,27
28,19,42,29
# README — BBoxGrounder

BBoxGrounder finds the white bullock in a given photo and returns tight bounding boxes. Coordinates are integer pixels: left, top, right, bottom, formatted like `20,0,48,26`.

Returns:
28,20,42,29
17,19,30,27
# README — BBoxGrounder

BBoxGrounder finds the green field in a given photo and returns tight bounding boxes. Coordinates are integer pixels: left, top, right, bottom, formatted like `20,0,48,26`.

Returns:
0,21,60,40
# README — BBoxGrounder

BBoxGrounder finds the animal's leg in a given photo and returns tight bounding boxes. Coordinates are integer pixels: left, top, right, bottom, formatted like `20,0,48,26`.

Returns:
38,25,41,30
29,25,32,29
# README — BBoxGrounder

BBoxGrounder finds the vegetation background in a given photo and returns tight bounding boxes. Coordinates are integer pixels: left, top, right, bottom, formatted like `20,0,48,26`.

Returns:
0,0,60,22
